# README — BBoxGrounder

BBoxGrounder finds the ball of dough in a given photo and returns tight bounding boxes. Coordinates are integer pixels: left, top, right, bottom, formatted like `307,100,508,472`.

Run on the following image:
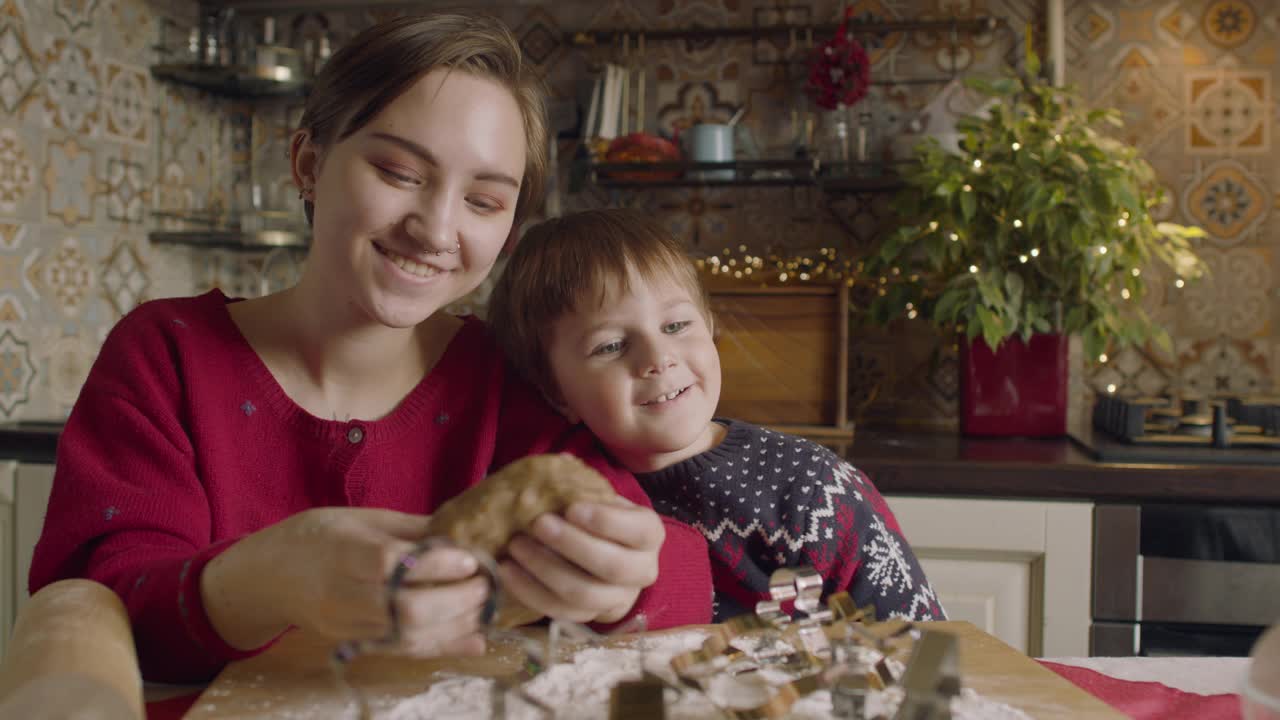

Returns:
428,453,620,628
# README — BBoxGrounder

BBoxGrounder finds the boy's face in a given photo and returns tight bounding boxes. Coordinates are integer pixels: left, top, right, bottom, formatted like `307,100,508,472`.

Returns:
546,268,722,473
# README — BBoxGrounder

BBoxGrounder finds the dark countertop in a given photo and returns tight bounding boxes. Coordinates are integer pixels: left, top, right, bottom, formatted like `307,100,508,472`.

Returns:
851,429,1280,505
5,420,1277,503
0,420,62,464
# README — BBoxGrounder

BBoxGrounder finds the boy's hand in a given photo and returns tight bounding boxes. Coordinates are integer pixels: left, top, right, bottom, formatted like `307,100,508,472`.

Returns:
497,498,664,624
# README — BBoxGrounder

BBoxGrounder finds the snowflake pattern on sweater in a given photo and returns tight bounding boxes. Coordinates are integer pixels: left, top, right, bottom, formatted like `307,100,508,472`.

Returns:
637,419,945,623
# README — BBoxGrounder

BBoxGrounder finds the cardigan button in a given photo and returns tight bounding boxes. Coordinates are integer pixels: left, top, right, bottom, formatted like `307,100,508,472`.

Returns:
346,426,365,444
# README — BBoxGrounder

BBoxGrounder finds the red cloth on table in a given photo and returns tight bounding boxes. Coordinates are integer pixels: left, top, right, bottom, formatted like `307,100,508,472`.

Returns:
146,693,200,720
1039,659,1242,720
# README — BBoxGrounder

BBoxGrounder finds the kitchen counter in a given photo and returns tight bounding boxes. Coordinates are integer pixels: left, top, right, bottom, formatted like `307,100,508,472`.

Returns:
0,420,62,464
851,429,1280,504
6,421,1279,503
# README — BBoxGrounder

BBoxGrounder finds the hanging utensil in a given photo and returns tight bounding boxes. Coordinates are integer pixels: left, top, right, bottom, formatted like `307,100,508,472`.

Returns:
619,35,630,137
635,34,646,134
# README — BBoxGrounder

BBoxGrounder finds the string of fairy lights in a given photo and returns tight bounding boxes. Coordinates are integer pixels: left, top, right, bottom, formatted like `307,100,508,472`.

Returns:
695,245,859,286
695,232,1189,376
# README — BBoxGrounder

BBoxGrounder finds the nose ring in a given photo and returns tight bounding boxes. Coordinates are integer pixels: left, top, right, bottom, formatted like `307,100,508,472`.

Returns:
434,242,460,257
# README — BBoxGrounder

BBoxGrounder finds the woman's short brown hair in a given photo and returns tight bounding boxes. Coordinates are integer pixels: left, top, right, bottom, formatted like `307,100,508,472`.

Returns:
488,209,712,401
298,13,548,225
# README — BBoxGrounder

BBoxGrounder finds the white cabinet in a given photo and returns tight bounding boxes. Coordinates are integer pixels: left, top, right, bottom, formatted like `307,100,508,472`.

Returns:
0,461,13,659
0,461,54,660
13,463,53,619
884,495,1092,657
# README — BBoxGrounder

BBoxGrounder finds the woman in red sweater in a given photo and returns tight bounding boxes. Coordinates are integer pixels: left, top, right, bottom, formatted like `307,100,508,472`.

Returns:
28,14,711,682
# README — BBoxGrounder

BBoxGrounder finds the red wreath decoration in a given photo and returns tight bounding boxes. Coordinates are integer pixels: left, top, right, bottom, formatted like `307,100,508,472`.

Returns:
805,11,872,110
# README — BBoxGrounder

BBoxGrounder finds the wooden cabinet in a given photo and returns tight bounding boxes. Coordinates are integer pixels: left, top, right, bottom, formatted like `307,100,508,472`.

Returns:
884,495,1092,657
709,284,852,447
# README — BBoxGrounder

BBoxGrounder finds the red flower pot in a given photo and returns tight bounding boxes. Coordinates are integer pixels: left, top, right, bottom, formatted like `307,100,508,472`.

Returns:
959,333,1068,437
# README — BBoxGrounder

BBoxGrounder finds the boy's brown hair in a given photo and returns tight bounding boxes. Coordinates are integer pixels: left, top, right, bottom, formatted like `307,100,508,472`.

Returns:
488,208,712,402
297,13,548,226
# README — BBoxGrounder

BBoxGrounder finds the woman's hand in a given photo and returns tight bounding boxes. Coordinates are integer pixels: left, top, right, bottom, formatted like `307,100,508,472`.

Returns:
497,498,665,624
202,507,490,657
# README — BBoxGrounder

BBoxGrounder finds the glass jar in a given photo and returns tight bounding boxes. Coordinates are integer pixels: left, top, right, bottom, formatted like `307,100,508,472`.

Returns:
819,106,853,175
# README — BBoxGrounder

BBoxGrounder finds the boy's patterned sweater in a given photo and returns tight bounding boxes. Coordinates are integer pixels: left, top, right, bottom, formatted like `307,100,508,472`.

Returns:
637,419,946,622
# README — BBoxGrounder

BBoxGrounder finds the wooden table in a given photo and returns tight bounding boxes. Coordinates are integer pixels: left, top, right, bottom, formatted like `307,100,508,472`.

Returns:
184,621,1124,719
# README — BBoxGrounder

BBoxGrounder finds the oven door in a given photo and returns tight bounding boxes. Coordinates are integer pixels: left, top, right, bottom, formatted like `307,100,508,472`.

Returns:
1092,503,1280,656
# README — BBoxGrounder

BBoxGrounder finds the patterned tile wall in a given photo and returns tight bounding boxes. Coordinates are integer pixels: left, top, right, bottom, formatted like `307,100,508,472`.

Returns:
0,0,306,420
2,0,1275,431
1071,0,1280,414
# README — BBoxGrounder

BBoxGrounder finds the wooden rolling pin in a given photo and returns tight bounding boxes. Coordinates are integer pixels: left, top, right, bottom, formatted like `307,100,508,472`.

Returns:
0,579,143,720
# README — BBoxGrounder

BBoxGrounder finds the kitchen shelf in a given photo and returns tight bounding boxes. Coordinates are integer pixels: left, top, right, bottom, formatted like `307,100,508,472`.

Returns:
150,61,306,98
819,173,906,193
596,176,815,189
150,229,308,251
588,158,905,192
591,158,813,188
566,17,999,46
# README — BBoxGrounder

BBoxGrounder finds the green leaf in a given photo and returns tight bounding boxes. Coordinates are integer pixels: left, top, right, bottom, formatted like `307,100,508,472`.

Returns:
935,178,961,197
1004,272,1025,305
1021,185,1047,214
934,288,965,324
925,239,946,269
964,76,1001,96
1083,326,1105,360
1151,327,1172,354
1025,49,1041,80
977,273,1006,309
975,305,1006,351
878,226,915,262
960,190,976,223
1157,222,1208,239
1064,306,1087,332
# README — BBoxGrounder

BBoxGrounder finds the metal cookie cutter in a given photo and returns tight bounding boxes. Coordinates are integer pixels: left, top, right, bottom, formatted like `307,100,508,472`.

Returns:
330,536,501,720
666,568,855,720
753,566,832,626
755,566,834,659
893,629,961,720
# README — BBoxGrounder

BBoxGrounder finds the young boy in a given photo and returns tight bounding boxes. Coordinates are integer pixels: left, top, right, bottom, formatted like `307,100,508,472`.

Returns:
488,208,944,623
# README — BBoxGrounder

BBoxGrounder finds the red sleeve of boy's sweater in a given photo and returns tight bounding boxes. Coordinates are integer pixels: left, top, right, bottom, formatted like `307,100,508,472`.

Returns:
592,516,714,632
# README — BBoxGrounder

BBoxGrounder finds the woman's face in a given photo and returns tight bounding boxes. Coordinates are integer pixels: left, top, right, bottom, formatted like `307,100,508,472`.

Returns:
297,68,528,329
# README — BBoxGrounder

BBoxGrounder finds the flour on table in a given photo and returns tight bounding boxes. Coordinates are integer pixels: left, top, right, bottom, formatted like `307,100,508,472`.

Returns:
380,630,1032,720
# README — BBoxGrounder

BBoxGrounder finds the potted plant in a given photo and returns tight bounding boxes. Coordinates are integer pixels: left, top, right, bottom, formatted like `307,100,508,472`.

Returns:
863,55,1205,436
